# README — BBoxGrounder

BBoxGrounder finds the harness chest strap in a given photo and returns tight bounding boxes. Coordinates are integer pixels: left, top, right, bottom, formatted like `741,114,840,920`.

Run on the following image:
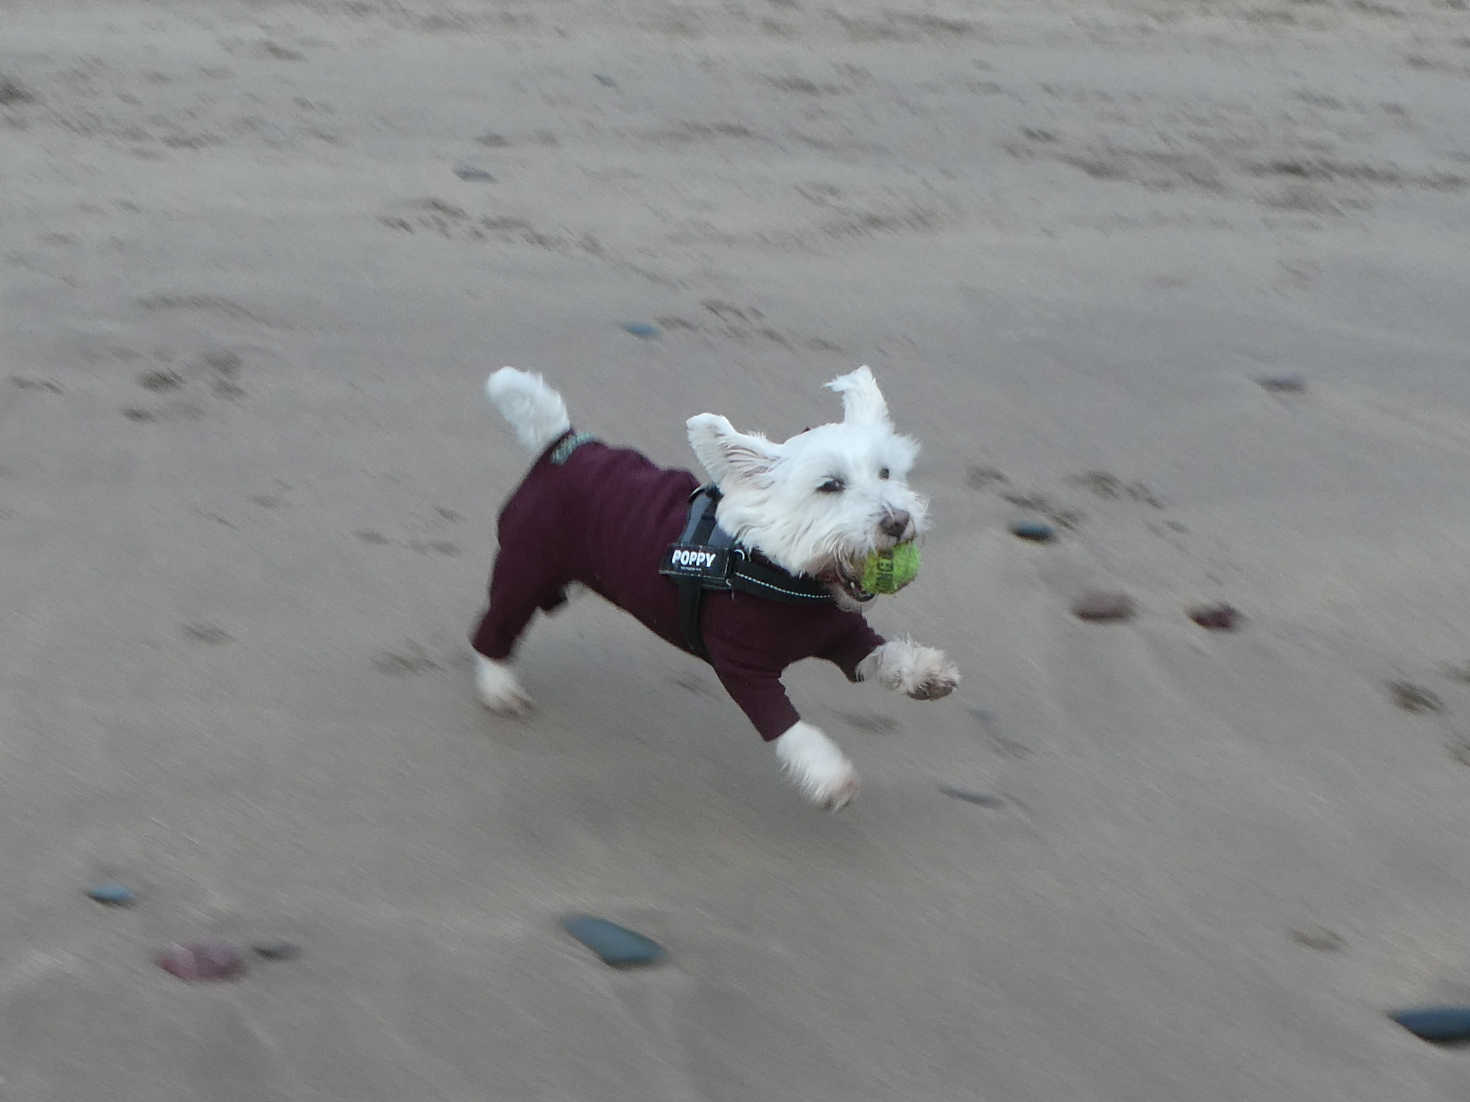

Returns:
658,485,832,660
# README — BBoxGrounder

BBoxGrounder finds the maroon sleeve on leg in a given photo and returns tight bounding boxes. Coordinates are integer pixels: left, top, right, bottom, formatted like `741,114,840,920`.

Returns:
710,658,802,742
820,615,887,683
470,542,566,661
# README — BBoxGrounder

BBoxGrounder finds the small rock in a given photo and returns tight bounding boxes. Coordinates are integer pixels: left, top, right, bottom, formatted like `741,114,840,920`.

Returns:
1289,924,1345,951
561,914,665,968
1188,603,1240,631
453,162,495,182
1389,1006,1470,1046
87,882,137,907
1388,680,1443,714
251,941,301,961
1257,375,1306,394
622,322,660,339
156,941,247,982
1072,591,1136,623
1010,520,1055,543
938,785,1004,808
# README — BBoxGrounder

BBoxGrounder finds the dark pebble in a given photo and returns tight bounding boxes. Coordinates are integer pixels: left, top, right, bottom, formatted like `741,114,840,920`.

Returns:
1389,1006,1470,1045
1072,591,1136,622
561,914,665,968
1256,375,1306,393
156,941,247,982
621,322,660,339
1188,603,1240,631
1010,520,1055,543
251,941,301,961
87,882,137,907
453,163,495,182
938,785,1004,808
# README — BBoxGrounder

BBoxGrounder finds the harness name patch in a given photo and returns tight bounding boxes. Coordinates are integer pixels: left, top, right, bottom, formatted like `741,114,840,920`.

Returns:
659,544,732,583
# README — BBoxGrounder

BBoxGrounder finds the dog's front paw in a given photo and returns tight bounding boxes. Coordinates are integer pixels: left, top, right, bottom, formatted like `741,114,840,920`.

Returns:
474,655,533,716
858,639,961,701
773,721,859,810
909,657,960,700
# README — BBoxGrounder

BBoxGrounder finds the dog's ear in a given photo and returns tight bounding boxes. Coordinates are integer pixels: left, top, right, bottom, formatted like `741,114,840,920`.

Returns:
825,365,891,427
686,414,780,489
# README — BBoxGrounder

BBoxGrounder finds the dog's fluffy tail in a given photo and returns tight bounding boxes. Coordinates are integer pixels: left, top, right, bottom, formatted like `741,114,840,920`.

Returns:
485,367,572,454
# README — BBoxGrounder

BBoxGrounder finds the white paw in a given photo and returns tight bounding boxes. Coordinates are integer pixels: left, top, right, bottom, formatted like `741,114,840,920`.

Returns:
857,639,961,701
474,655,533,716
773,721,859,810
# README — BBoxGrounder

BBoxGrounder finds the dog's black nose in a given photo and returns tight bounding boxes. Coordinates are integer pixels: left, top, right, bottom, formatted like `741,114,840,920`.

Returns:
880,510,911,539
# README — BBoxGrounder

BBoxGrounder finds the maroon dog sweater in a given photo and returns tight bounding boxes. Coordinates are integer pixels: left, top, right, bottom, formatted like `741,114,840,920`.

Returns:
471,433,886,741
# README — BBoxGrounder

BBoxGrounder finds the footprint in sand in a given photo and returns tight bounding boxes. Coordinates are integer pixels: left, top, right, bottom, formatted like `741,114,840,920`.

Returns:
1067,470,1164,509
372,642,442,676
182,623,234,645
408,539,461,557
1388,680,1444,714
969,707,1032,759
671,673,717,698
137,368,184,391
1290,924,1346,951
835,710,899,734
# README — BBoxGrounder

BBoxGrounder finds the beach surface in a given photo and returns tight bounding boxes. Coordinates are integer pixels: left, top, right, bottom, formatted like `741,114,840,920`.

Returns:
3,0,1470,1097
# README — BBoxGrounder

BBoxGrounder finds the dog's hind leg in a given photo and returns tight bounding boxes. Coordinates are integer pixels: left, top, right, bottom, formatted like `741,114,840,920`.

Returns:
473,654,532,716
469,544,570,716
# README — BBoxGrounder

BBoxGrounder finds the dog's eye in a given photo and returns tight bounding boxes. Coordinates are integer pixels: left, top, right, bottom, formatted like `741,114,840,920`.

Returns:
817,478,845,494
878,467,890,480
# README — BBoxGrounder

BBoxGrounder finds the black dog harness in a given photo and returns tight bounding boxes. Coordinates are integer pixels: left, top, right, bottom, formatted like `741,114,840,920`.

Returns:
658,485,832,659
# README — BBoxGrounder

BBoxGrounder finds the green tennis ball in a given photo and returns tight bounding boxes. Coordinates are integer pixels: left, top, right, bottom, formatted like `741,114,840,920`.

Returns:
860,542,920,595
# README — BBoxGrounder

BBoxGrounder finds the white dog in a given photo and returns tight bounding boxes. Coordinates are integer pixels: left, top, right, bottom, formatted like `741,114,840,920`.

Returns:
469,365,959,809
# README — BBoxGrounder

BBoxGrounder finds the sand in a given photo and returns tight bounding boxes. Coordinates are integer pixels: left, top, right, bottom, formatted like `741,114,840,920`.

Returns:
3,0,1470,1097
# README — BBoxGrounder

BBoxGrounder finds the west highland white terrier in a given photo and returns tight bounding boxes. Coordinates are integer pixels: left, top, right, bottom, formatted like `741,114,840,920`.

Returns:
470,365,959,809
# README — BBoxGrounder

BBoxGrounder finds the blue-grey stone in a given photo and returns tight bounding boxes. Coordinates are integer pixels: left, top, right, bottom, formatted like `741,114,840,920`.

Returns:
1390,1006,1470,1045
87,882,136,907
561,915,665,968
1010,520,1055,543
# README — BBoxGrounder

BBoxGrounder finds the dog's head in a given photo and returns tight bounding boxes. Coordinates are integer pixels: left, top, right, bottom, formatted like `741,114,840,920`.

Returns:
686,366,927,609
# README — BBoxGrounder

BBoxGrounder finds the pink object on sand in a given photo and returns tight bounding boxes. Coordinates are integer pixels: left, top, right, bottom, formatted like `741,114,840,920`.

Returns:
156,941,247,982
